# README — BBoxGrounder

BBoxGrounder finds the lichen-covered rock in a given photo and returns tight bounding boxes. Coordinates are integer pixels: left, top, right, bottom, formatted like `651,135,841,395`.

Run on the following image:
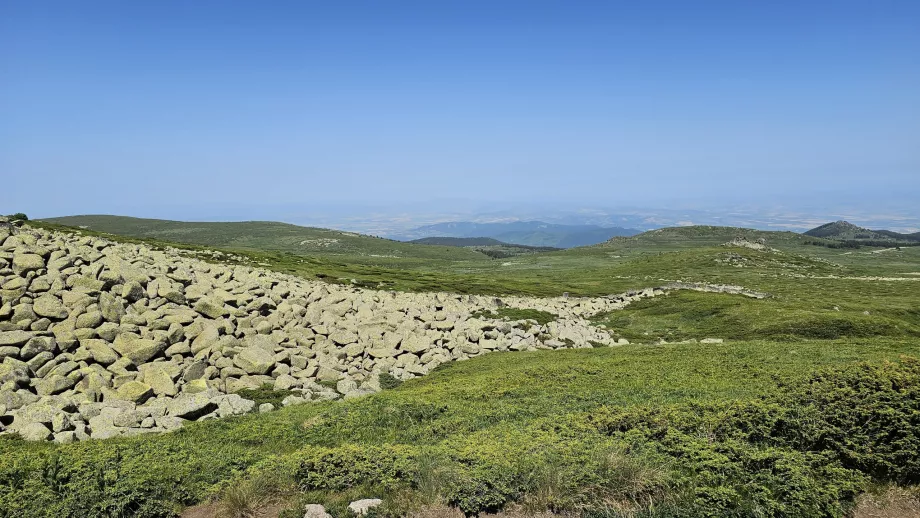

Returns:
12,421,52,441
33,294,68,320
145,366,178,396
112,334,166,364
166,392,217,419
115,381,154,403
12,253,44,275
234,346,275,375
0,330,32,347
194,296,229,319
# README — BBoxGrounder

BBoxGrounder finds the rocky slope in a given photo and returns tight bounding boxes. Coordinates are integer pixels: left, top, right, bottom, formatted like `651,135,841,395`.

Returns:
0,225,759,443
0,226,634,442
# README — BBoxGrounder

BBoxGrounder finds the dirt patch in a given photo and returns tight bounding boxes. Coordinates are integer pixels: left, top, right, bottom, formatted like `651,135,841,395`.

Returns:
181,501,287,518
408,506,569,518
853,487,920,518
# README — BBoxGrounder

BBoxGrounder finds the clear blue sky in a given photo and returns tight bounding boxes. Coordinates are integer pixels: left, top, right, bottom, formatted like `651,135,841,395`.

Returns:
2,1,918,219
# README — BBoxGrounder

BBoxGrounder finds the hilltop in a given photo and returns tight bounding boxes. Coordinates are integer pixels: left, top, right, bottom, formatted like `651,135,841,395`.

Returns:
805,220,920,244
602,224,809,250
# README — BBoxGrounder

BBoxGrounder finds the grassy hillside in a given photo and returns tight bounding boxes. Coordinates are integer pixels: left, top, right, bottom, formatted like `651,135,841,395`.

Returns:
3,340,919,517
39,215,489,261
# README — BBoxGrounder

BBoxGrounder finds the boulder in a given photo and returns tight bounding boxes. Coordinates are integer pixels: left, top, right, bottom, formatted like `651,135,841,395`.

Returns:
99,292,126,323
167,392,218,419
303,504,333,518
35,374,76,396
12,253,44,275
112,334,166,364
20,336,56,360
13,421,53,441
348,499,383,516
33,294,68,320
115,381,154,403
194,296,229,319
329,329,358,345
233,346,275,375
145,367,178,396
82,339,120,365
0,330,32,347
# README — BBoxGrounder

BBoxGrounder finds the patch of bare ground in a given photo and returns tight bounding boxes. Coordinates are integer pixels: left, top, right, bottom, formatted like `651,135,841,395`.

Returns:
853,487,920,518
408,506,568,518
182,502,569,518
181,501,286,518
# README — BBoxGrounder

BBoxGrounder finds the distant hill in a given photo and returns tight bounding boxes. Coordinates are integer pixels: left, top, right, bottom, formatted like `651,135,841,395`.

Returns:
409,237,509,247
602,225,808,249
805,221,920,243
396,221,639,248
38,215,489,260
408,236,562,260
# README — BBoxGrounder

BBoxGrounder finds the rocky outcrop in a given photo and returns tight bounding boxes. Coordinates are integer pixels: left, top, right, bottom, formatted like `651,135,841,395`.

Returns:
0,225,754,442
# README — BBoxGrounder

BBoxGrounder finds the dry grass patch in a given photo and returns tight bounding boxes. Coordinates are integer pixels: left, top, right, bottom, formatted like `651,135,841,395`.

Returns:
853,486,920,518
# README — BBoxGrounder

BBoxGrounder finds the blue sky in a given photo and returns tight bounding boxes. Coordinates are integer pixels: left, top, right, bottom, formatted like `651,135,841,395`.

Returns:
1,1,918,221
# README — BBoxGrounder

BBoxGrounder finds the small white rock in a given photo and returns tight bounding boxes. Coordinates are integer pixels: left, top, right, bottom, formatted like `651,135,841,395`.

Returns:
348,498,383,516
303,503,332,518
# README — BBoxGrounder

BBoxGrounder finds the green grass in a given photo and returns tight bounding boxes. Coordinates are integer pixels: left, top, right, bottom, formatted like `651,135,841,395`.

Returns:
2,340,919,517
593,290,920,343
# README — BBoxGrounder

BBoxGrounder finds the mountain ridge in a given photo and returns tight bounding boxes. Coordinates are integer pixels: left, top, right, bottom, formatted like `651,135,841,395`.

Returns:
394,220,639,248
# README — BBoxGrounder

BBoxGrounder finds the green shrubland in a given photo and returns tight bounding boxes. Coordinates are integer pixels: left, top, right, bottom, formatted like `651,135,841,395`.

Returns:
2,342,919,517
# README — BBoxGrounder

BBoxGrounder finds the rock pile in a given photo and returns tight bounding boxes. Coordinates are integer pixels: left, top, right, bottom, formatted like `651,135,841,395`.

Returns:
0,226,632,442
0,226,757,442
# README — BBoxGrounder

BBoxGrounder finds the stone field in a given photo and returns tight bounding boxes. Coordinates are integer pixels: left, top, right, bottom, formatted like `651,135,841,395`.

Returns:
0,225,744,442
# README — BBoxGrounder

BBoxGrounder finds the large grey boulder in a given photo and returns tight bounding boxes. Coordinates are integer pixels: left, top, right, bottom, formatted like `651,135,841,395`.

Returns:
144,366,177,396
12,253,44,275
20,336,56,360
98,292,126,323
33,294,68,320
166,392,218,419
112,334,166,364
82,339,119,365
12,421,52,441
114,381,154,403
35,375,76,396
194,296,228,319
0,330,32,347
233,346,275,375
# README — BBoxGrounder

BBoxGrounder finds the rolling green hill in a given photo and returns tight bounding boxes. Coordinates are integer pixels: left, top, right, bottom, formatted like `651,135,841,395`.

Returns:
39,215,489,261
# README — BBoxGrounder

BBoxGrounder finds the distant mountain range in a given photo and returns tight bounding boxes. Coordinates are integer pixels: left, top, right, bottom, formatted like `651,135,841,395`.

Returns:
804,221,920,244
394,221,639,248
410,237,511,247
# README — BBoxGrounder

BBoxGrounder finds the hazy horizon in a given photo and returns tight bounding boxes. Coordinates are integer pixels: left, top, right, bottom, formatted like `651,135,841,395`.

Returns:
3,1,918,230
